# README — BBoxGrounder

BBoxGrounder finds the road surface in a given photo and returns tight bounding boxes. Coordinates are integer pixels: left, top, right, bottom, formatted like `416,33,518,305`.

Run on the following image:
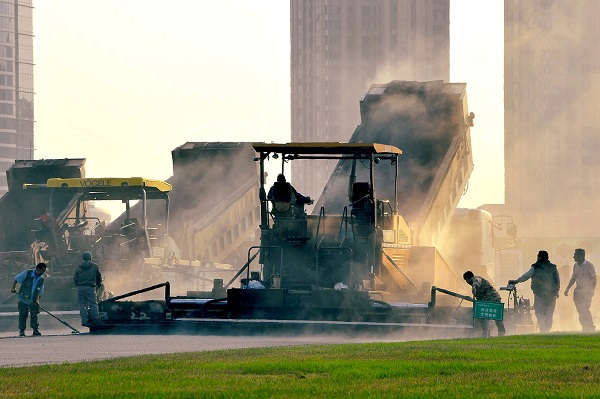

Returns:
0,329,408,368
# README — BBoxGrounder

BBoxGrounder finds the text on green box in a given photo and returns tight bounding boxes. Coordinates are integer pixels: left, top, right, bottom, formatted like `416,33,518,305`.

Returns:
473,301,504,320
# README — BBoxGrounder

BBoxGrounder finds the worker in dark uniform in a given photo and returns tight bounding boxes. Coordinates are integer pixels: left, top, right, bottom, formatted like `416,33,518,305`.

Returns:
509,250,560,333
73,251,104,327
267,174,313,216
11,263,47,337
463,271,506,337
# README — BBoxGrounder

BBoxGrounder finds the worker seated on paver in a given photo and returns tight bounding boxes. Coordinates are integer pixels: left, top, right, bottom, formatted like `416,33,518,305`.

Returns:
267,174,312,218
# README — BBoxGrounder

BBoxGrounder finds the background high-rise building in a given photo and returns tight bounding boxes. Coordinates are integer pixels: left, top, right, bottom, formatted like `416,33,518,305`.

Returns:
0,0,34,195
290,0,449,200
504,1,600,238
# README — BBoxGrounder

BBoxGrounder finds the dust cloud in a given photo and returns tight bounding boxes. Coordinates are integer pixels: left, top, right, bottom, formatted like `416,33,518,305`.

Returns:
504,2,600,236
316,81,461,229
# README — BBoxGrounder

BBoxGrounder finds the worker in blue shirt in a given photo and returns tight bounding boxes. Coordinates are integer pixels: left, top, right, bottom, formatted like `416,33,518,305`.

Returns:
11,263,47,337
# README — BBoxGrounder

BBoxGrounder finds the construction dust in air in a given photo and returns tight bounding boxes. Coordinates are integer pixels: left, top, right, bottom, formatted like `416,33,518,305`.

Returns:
0,79,573,338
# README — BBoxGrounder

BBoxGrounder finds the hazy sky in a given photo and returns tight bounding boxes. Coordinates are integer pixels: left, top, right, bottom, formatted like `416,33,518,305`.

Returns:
32,0,503,210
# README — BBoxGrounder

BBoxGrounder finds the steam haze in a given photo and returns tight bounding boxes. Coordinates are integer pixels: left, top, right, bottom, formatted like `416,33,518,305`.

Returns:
32,1,504,213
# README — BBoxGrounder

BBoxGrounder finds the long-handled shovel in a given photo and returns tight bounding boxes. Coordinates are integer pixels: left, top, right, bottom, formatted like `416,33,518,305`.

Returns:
16,293,80,334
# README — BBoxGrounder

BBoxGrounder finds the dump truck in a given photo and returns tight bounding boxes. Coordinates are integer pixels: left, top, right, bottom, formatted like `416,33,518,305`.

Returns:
314,80,475,300
165,142,261,267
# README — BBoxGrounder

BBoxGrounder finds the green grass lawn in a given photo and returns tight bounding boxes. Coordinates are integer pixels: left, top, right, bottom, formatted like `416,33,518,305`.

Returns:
1,334,599,398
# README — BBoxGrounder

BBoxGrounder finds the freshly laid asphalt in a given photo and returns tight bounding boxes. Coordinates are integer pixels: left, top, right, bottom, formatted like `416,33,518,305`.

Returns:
0,329,403,368
0,302,478,368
